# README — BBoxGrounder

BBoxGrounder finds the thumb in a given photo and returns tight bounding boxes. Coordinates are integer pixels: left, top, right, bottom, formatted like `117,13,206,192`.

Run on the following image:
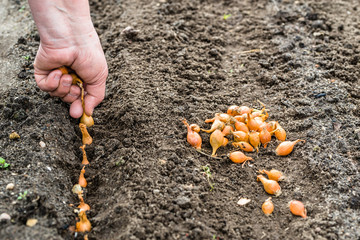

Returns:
83,80,106,116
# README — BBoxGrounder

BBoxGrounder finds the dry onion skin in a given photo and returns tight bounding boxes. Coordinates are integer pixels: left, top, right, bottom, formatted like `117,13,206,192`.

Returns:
9,132,20,140
72,184,83,195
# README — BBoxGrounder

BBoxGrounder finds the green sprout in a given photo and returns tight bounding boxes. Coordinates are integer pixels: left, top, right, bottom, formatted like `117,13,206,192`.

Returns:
223,14,231,20
18,6,25,12
202,165,214,191
115,158,125,166
0,157,10,169
22,56,30,60
313,145,320,151
17,190,28,200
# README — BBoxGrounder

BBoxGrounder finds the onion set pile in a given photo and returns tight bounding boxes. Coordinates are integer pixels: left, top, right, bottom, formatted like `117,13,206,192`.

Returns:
183,102,307,218
59,67,94,237
183,102,305,163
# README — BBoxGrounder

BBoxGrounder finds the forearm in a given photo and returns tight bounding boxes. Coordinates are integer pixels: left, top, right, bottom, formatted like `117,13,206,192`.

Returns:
28,0,95,48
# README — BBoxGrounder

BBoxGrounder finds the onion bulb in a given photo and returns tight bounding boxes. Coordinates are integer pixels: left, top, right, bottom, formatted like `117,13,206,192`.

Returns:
190,124,201,133
232,131,249,142
228,151,253,167
80,113,94,128
234,121,249,132
76,211,91,232
210,129,224,156
227,105,239,116
259,127,271,148
222,125,233,136
257,175,282,196
259,169,284,181
238,106,251,115
79,123,93,145
218,113,232,123
182,119,202,150
202,118,225,133
58,66,69,74
78,196,90,211
276,139,305,156
266,121,277,134
234,115,246,123
222,137,229,147
80,145,89,165
289,200,307,218
247,113,260,131
232,141,254,152
79,166,87,188
249,131,260,152
274,122,286,141
262,197,274,216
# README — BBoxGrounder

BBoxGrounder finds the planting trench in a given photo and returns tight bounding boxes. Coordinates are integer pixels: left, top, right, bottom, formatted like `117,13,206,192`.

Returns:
0,0,360,239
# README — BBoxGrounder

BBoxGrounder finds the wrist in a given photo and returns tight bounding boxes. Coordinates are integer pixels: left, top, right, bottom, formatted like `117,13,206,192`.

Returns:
28,0,95,48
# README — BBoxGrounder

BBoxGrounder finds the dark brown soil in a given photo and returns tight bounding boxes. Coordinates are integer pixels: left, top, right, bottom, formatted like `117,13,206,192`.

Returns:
1,0,360,239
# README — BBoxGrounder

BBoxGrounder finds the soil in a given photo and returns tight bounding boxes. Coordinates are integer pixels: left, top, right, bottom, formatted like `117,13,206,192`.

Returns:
0,0,360,239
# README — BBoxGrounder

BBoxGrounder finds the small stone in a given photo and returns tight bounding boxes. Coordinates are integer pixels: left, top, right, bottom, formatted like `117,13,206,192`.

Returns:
174,196,191,209
153,189,160,194
6,183,15,190
9,132,20,140
0,213,11,221
121,26,139,39
39,141,46,148
26,218,38,227
237,198,251,206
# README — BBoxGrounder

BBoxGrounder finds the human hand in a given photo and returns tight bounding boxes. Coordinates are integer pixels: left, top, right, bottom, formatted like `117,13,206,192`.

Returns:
29,0,108,118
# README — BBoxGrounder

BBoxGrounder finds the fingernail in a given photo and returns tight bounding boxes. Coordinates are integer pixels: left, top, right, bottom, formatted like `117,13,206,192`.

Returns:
54,73,61,82
67,92,77,97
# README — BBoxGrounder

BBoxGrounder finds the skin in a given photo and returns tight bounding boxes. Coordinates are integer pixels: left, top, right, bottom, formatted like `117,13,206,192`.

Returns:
28,0,108,118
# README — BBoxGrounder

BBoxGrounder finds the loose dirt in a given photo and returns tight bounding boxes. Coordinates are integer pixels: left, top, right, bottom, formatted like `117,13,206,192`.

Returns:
0,0,359,239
